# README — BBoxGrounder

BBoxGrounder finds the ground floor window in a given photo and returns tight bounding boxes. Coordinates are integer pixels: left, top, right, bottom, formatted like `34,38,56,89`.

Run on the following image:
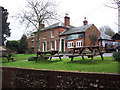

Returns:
51,41,54,50
76,40,83,47
67,41,74,48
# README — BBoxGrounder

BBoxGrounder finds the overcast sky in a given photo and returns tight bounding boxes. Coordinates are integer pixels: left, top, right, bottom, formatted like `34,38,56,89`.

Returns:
0,0,118,40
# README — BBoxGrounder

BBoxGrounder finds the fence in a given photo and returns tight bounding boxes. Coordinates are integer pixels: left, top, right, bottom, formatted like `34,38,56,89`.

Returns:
2,67,120,89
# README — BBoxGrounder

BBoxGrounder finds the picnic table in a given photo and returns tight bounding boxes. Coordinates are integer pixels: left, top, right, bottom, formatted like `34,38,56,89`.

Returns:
1,54,14,62
35,50,63,62
67,46,104,62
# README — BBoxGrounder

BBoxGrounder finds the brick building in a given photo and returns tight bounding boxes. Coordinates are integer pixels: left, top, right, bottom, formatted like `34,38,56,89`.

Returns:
28,15,101,53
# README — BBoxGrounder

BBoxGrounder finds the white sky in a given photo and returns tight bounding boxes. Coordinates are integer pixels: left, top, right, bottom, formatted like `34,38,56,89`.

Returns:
0,0,118,40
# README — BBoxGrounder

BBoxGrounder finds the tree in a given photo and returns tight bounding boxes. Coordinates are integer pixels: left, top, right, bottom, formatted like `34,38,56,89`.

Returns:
1,7,11,45
18,34,28,53
99,26,115,36
15,0,59,51
105,0,120,9
6,40,19,52
89,33,98,46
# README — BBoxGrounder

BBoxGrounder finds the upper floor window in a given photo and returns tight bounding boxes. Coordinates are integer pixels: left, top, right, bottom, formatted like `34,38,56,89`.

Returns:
51,30,54,38
76,41,83,47
67,41,74,48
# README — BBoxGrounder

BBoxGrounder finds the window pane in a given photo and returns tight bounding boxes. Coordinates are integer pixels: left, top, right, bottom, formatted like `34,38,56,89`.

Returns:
81,42,83,46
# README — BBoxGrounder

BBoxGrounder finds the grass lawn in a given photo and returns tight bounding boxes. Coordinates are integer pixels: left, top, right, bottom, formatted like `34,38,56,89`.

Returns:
1,54,119,74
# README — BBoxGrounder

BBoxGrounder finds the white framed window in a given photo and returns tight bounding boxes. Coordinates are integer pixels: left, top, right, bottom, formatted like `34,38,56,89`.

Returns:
51,30,54,38
76,41,83,47
51,41,54,50
67,41,74,48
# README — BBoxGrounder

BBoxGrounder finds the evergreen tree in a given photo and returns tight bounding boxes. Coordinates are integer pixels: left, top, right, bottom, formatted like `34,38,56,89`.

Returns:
6,40,19,52
18,34,28,53
1,7,11,45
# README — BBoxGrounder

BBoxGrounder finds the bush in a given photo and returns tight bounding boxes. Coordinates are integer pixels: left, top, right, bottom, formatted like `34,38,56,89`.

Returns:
113,51,120,61
68,50,73,53
28,56,35,61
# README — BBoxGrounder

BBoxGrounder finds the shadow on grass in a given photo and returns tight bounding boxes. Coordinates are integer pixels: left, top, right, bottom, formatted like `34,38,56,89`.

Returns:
67,58,106,65
35,59,61,63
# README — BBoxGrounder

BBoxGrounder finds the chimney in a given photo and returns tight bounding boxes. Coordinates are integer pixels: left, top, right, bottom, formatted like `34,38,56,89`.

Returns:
40,22,45,29
83,17,88,26
64,13,70,27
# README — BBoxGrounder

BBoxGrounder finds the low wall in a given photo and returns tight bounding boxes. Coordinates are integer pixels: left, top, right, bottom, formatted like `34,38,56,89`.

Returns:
1,67,120,89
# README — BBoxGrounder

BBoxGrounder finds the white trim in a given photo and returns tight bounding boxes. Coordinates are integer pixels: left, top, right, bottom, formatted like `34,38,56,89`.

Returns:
76,40,83,47
38,45,40,51
42,41,47,52
55,40,57,50
43,43,44,52
67,41,74,48
59,39,62,52
64,39,65,52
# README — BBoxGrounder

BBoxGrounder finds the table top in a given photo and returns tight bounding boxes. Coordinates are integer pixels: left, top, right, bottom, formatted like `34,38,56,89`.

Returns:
37,50,59,55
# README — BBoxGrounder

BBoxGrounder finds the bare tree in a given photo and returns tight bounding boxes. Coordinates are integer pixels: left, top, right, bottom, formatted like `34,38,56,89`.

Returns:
99,26,115,36
15,0,59,51
105,0,120,33
105,0,120,9
89,33,98,46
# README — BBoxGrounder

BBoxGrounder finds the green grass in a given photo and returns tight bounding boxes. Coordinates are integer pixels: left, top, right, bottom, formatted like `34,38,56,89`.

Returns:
1,54,119,74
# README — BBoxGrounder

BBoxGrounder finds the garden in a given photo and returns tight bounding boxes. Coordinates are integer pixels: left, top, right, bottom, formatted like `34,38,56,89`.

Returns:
1,53,120,74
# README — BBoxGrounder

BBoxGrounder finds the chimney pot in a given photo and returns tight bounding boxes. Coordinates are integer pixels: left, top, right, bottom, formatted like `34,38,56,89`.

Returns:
83,17,88,26
40,23,45,29
64,13,70,27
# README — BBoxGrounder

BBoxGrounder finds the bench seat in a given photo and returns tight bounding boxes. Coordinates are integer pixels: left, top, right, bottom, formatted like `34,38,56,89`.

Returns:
34,54,63,62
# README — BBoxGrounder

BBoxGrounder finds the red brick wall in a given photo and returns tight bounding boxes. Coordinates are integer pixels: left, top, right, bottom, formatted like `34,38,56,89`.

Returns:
27,37,34,49
85,24,100,46
34,27,67,53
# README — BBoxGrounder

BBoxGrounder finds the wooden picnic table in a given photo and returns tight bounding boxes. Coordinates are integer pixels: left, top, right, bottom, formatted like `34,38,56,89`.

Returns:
35,50,63,62
67,46,104,62
1,54,14,62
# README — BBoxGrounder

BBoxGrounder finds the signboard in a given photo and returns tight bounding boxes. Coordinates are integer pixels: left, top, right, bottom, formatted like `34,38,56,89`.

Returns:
66,34,84,40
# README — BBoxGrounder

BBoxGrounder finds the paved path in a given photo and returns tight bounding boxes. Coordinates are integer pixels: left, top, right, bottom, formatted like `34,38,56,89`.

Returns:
50,53,113,59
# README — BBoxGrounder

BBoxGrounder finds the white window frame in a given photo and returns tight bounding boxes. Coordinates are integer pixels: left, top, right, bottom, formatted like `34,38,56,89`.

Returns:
51,41,54,50
76,40,83,47
51,30,54,38
67,41,74,48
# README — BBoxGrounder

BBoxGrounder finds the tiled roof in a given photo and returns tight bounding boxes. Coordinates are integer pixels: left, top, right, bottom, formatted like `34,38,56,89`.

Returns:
40,22,75,31
59,24,93,36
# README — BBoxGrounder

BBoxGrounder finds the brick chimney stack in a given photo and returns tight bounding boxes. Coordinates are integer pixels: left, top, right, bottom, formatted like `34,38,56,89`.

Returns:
64,13,70,27
83,17,88,26
40,22,45,29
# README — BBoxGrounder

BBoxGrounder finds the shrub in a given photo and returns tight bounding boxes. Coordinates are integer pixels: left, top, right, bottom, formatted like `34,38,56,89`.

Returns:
113,51,120,62
28,56,35,61
68,50,73,53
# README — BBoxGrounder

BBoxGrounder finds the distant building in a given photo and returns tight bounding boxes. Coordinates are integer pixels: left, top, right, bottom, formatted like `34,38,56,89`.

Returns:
112,33,120,42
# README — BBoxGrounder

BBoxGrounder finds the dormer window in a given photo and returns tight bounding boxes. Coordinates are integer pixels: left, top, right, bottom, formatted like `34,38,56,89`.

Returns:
51,30,54,38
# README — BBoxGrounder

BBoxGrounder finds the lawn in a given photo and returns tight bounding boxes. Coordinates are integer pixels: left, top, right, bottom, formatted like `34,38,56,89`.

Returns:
1,54,119,74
